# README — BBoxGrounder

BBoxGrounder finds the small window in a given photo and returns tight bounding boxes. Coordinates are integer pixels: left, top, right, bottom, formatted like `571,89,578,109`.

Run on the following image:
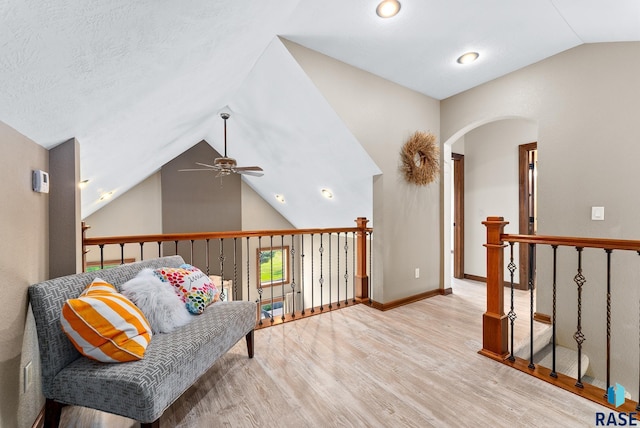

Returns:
256,246,289,288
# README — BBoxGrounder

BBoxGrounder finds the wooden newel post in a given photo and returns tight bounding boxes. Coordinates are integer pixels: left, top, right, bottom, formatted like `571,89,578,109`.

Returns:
355,217,369,302
480,216,509,360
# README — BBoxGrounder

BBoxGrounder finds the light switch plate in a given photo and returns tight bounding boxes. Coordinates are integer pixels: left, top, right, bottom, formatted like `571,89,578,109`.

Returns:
591,206,605,221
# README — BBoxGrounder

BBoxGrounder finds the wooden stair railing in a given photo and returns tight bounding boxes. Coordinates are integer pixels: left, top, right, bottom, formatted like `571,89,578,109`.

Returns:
482,216,640,412
82,218,372,329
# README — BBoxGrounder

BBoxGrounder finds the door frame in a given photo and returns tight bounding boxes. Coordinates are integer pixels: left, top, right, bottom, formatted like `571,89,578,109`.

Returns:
452,153,464,279
518,142,537,290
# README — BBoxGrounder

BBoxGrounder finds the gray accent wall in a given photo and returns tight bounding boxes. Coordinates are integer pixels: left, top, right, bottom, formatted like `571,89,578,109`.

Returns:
161,140,243,289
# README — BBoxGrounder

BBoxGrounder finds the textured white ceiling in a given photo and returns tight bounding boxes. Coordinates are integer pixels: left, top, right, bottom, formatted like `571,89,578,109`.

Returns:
0,0,638,225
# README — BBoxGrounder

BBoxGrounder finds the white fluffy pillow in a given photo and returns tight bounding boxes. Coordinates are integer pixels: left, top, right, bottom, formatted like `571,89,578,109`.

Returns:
121,268,193,334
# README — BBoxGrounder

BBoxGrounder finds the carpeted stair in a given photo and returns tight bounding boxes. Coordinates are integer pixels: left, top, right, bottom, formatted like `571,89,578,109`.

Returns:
512,324,589,379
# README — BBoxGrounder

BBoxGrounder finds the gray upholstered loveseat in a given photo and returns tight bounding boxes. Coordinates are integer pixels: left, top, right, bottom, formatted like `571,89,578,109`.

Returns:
29,255,256,428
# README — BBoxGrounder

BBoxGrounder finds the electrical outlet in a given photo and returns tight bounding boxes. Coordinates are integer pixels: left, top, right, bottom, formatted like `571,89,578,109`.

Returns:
415,268,420,279
24,361,32,393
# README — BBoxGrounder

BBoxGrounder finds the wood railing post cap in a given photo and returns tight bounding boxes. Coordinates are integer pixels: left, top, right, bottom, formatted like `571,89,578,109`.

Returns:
355,217,369,226
483,217,509,225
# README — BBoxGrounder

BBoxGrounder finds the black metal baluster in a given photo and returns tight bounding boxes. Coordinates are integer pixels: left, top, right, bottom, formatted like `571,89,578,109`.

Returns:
220,238,226,302
329,233,332,310
605,249,613,398
246,238,250,303
290,235,296,318
174,240,178,256
189,240,194,265
337,233,341,308
119,243,125,264
157,241,161,258
550,245,558,378
99,244,105,269
528,244,536,369
205,239,210,276
344,234,349,305
258,237,263,326
233,238,238,301
139,242,144,261
269,236,274,323
574,247,586,388
352,231,356,303
319,233,324,311
311,234,315,313
507,242,517,362
528,242,535,370
281,235,286,321
301,235,305,316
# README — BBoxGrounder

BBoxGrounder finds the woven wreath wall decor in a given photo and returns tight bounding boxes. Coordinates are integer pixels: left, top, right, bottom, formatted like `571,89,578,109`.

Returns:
399,131,440,186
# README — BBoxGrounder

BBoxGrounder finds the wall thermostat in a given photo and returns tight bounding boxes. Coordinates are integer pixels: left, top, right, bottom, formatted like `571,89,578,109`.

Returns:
32,170,49,193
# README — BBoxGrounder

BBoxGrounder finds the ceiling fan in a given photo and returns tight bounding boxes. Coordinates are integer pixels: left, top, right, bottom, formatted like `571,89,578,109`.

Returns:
179,112,264,177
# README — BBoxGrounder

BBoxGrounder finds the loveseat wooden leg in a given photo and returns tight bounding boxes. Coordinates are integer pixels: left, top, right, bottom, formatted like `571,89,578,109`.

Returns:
246,330,254,358
44,399,64,428
141,419,160,428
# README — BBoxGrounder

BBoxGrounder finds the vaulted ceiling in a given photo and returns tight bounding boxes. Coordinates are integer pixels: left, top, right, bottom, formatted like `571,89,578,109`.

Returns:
1,0,638,227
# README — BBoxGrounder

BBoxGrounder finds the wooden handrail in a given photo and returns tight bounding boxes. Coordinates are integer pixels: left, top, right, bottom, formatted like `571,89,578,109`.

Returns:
82,217,373,327
502,234,640,251
483,226,640,358
84,226,372,246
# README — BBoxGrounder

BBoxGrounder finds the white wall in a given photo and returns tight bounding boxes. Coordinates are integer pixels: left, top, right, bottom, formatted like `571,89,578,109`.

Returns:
0,121,48,428
242,180,298,304
83,172,163,264
441,42,640,394
243,181,359,314
284,39,442,304
463,119,537,283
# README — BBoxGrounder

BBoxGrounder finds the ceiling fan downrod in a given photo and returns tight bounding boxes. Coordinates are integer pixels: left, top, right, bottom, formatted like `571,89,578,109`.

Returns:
220,112,230,158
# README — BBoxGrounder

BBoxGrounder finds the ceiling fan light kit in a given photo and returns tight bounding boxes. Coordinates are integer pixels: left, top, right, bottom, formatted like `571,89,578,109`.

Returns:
179,112,264,177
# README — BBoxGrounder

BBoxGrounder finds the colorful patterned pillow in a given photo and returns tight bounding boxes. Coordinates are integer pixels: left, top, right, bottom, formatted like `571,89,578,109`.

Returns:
153,264,218,314
60,278,152,363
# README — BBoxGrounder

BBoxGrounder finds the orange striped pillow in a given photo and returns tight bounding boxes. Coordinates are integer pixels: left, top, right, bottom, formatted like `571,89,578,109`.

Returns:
61,278,152,363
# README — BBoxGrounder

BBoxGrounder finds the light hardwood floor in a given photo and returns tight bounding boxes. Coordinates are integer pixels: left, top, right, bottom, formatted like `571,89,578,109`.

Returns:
59,278,602,427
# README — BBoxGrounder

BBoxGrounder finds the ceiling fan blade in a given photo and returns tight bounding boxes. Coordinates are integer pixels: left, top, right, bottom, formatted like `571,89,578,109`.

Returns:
236,170,264,177
178,168,217,172
195,162,217,169
234,166,263,172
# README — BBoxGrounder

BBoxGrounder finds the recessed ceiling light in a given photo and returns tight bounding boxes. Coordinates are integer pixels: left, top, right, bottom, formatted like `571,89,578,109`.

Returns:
376,0,401,18
321,188,333,199
99,191,114,201
275,194,285,203
457,52,479,64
